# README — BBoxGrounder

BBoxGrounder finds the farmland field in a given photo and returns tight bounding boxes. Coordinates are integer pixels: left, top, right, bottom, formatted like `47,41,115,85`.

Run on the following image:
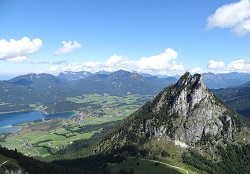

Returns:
0,94,153,158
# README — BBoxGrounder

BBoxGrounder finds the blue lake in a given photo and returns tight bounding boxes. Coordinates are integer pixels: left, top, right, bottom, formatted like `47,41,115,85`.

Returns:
0,111,77,133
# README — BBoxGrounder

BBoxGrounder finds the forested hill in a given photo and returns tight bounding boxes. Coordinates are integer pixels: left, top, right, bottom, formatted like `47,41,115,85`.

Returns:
0,145,93,174
213,86,250,117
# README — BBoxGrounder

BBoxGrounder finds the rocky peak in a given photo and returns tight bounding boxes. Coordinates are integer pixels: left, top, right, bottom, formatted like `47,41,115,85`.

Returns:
176,72,203,90
171,73,207,114
151,72,240,146
176,72,192,87
154,72,207,114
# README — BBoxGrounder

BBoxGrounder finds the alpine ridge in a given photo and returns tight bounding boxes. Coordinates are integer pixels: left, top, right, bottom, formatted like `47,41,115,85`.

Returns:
95,72,250,154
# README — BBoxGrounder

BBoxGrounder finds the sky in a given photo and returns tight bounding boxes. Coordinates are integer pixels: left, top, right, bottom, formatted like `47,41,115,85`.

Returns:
1,0,250,79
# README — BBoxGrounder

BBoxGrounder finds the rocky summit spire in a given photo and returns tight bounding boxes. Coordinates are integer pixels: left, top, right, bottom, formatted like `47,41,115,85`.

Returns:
163,72,228,145
95,72,250,153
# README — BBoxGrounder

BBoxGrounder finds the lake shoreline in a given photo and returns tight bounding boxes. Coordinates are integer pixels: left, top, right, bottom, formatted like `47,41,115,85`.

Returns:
0,109,33,115
0,111,78,134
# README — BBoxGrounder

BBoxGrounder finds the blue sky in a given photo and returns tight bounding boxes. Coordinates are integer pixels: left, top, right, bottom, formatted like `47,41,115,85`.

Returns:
1,0,250,78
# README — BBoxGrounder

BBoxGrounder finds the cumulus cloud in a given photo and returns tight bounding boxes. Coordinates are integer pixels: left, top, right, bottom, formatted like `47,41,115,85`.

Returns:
225,59,250,72
64,48,185,75
0,37,42,60
207,60,225,70
54,41,81,55
48,65,58,72
203,59,250,73
136,48,179,72
6,56,27,62
207,0,250,35
190,67,206,74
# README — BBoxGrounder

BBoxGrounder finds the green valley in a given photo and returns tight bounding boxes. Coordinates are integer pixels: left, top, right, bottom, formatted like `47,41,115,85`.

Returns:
0,94,153,159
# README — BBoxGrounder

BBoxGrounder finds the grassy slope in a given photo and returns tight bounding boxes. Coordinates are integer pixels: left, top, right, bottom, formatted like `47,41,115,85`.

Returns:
108,158,186,174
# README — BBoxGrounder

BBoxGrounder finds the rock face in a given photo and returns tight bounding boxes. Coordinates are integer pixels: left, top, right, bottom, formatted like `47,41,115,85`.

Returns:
96,72,248,153
154,72,233,145
142,72,238,146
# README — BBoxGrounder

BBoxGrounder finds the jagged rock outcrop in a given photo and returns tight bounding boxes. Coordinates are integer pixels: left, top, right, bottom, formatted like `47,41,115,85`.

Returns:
95,72,250,153
152,72,234,145
140,72,239,147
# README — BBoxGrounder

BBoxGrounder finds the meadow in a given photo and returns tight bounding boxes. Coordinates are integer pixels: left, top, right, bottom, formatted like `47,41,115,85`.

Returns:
108,157,184,174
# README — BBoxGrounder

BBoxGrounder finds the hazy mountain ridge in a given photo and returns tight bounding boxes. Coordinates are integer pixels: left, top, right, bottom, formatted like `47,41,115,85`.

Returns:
1,70,250,115
240,81,250,87
202,72,250,89
58,71,92,81
0,70,177,113
71,70,176,96
58,70,250,89
1,73,75,104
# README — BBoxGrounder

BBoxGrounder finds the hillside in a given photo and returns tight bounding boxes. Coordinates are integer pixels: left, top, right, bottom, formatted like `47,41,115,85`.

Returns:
0,73,75,104
94,72,250,173
213,86,250,117
0,145,93,174
240,81,250,87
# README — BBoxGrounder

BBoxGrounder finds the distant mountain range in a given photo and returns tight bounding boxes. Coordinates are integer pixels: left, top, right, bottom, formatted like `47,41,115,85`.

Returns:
1,70,250,116
58,70,250,89
71,70,177,96
202,72,250,89
58,71,93,81
0,70,176,113
0,73,74,104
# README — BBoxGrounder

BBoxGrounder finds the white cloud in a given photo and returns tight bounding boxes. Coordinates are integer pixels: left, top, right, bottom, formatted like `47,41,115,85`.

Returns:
136,48,178,72
225,59,250,72
6,56,27,62
64,48,185,76
105,55,124,66
48,65,58,72
207,0,250,35
190,67,206,74
233,18,250,35
54,41,81,55
29,60,67,65
207,60,225,70
203,59,250,73
0,37,42,60
65,63,86,72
